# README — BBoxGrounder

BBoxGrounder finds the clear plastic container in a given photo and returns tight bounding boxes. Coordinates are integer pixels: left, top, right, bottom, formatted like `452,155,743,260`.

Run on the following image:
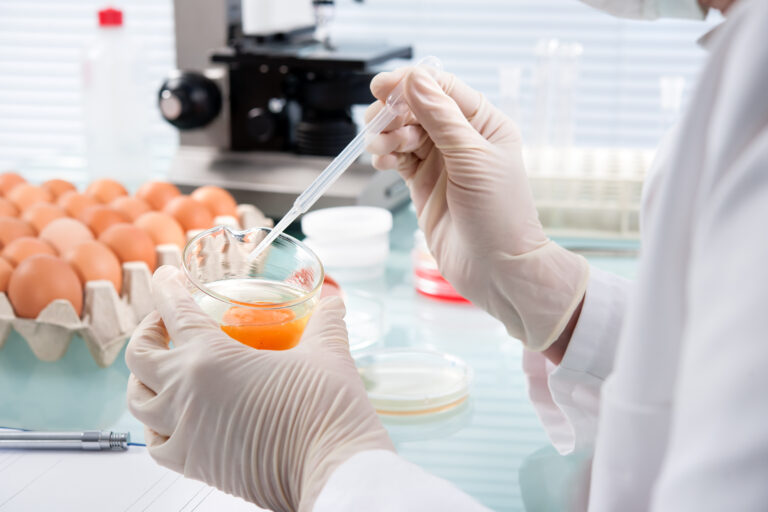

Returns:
82,7,150,187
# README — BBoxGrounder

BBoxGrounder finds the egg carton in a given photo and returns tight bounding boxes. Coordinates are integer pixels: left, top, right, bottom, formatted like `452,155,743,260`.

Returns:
0,204,273,368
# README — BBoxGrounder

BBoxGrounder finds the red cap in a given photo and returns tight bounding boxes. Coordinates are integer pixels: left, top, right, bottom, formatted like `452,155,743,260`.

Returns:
98,7,123,27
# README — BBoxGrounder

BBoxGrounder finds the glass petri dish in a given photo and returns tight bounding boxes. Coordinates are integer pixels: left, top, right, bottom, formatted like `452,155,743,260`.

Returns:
381,398,475,443
345,290,386,352
355,349,473,416
183,226,324,350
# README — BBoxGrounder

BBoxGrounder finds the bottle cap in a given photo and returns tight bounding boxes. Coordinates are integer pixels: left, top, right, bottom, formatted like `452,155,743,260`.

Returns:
98,7,123,27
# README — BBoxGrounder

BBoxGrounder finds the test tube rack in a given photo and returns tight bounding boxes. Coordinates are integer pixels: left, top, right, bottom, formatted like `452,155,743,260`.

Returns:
525,147,655,240
0,204,272,368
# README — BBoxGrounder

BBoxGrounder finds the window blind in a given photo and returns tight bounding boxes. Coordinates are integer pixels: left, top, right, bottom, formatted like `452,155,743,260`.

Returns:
0,0,721,175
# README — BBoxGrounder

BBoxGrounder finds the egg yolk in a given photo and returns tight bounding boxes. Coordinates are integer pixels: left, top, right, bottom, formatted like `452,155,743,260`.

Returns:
220,306,309,350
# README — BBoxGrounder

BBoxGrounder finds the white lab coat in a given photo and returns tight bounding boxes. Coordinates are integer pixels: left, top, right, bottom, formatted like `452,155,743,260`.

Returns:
315,0,768,509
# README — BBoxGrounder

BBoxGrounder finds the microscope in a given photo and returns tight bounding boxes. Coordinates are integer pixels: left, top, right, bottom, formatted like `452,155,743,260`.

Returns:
158,0,412,216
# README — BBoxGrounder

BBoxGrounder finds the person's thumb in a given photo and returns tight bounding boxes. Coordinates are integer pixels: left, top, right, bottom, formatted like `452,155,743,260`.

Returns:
297,297,349,352
151,265,220,346
403,68,487,151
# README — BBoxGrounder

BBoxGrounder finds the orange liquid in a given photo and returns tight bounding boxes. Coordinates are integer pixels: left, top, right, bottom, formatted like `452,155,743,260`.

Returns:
220,306,309,350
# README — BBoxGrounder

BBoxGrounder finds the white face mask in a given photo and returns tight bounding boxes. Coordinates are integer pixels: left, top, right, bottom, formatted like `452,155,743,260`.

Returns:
577,0,707,19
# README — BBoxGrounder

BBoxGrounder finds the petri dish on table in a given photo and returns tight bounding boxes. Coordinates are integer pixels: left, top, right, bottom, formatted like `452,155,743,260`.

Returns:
355,349,473,416
345,290,386,352
381,398,474,443
320,278,386,352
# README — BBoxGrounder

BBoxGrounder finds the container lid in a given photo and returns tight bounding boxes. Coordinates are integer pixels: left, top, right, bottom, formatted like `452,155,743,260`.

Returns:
355,349,472,415
98,7,123,27
302,207,393,241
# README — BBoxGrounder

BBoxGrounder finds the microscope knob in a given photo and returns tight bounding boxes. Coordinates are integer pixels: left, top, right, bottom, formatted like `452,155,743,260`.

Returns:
246,108,276,143
158,72,222,130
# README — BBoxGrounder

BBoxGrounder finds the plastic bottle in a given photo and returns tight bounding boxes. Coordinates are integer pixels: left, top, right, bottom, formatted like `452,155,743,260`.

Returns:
82,7,149,187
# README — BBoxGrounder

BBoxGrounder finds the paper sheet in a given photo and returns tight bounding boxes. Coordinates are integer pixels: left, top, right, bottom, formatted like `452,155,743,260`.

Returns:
0,447,264,511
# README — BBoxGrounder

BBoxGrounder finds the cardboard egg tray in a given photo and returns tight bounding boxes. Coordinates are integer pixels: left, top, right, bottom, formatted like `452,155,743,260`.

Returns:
0,204,273,368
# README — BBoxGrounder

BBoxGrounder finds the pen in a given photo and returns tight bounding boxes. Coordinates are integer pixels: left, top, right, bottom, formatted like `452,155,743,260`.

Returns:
0,430,130,451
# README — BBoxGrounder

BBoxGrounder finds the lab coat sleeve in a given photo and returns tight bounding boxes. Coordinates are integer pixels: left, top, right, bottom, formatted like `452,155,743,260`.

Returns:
524,266,630,454
650,6,768,509
313,450,491,511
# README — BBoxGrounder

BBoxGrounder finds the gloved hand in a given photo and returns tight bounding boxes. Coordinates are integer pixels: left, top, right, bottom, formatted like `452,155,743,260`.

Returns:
125,266,393,512
366,67,589,350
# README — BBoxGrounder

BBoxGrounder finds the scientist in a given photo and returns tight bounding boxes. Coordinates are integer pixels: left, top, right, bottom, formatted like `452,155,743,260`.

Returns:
125,0,767,510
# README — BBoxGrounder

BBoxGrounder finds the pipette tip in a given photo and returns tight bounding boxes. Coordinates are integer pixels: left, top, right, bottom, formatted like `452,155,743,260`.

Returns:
247,213,296,262
249,232,276,262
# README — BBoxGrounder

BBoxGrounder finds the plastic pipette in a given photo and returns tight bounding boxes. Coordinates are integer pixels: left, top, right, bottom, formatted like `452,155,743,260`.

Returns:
248,56,442,261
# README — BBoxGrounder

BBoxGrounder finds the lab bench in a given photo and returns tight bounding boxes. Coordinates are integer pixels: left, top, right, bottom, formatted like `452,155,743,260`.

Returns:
0,206,638,512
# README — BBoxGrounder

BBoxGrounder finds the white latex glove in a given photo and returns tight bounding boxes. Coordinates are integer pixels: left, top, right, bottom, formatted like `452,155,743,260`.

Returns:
366,68,589,350
125,266,393,512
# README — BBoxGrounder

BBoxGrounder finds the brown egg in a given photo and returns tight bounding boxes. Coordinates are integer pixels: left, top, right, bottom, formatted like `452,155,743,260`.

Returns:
7,184,52,212
163,196,213,232
39,217,94,255
134,211,187,249
0,258,11,292
0,172,25,197
8,254,83,318
0,217,36,248
41,179,77,200
79,205,129,236
86,178,128,204
99,224,157,271
2,237,57,267
57,191,100,218
0,198,18,217
110,196,151,221
64,240,122,294
22,203,67,232
191,186,238,217
135,181,181,210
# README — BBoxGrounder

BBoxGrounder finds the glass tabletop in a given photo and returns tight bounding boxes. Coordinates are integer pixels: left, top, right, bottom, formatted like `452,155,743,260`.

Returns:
0,206,638,511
